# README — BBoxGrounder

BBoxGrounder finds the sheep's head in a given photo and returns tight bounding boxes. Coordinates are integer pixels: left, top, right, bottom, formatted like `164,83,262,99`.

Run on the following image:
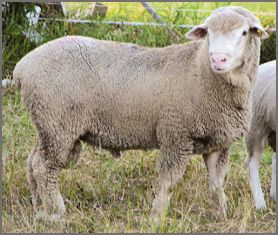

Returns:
186,6,268,74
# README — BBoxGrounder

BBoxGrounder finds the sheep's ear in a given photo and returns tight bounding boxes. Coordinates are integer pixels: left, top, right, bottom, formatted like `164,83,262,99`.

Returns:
250,23,268,39
186,25,208,40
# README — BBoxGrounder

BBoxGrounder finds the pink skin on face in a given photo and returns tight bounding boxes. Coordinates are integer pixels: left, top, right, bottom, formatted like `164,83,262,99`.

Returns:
210,53,230,71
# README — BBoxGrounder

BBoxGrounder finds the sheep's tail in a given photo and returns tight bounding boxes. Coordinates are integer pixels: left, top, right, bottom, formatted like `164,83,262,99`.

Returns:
2,63,21,90
12,63,22,89
2,78,19,89
2,64,20,90
3,63,22,90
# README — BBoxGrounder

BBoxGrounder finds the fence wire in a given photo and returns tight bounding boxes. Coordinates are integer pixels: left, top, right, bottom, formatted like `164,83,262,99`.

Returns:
37,3,276,31
66,3,276,16
38,17,276,33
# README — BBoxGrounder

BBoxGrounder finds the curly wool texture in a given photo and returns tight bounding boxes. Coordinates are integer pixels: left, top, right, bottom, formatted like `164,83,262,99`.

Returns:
14,32,261,167
245,60,276,210
13,7,266,221
246,60,276,152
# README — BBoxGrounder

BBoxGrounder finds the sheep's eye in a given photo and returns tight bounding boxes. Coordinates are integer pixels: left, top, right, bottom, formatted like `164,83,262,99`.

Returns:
242,31,247,36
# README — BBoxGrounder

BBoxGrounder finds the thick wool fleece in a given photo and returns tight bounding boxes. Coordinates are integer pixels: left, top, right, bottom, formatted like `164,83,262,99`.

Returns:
246,60,276,153
245,60,276,210
14,33,260,167
13,6,264,221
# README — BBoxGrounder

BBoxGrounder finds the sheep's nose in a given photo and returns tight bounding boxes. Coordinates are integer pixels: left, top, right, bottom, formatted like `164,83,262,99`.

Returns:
210,53,229,66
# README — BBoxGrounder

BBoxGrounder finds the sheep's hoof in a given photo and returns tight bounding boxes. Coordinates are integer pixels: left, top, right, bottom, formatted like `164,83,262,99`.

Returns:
35,210,47,220
150,211,166,226
36,210,65,223
211,194,227,219
214,207,227,219
150,204,168,226
270,188,276,201
255,198,267,210
213,201,227,219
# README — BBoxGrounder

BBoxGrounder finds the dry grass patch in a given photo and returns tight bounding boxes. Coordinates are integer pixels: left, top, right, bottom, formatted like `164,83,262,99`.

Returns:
2,88,276,233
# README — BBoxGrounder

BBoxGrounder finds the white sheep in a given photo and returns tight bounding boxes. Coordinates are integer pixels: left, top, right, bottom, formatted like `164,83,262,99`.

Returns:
245,60,276,210
13,6,267,222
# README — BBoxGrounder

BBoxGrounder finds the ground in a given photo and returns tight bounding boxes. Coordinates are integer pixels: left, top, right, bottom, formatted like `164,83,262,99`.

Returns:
2,2,276,233
2,87,276,233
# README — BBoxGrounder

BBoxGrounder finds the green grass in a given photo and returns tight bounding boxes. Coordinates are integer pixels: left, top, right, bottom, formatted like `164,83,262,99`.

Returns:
2,86,276,233
3,2,276,74
2,2,276,233
65,2,276,23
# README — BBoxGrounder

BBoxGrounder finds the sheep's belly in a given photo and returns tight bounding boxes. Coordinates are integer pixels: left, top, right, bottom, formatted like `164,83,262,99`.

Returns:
80,130,159,152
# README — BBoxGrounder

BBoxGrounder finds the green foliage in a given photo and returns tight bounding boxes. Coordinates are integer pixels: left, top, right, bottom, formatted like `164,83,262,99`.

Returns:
3,2,276,75
260,15,276,63
261,32,276,64
2,89,276,233
2,2,276,232
2,3,37,75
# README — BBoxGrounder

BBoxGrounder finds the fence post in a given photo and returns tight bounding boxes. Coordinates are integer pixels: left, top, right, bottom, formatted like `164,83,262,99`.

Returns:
140,2,162,22
141,2,184,43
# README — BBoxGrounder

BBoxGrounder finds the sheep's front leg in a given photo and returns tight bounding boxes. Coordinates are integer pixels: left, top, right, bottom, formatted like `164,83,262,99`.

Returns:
203,149,229,217
245,129,268,210
270,153,276,200
151,146,189,224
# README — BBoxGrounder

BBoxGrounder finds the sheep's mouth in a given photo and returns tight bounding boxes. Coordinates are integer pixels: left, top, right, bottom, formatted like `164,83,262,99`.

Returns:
211,66,228,74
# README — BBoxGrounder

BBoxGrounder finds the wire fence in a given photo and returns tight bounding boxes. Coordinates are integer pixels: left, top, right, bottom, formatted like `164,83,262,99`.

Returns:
38,17,276,32
39,18,276,33
62,3,276,16
39,17,197,29
37,3,276,32
2,2,276,78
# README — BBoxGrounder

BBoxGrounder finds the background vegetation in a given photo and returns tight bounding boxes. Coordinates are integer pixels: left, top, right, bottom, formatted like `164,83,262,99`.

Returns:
2,2,276,233
2,1,276,74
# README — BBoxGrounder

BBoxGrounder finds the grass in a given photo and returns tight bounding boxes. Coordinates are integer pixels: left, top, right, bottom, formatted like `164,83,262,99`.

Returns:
2,2,276,233
64,2,276,39
2,86,276,233
65,2,276,23
3,2,276,74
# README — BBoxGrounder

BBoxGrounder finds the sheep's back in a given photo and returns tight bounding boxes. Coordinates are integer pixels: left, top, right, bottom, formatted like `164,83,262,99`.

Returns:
13,35,202,148
14,35,201,113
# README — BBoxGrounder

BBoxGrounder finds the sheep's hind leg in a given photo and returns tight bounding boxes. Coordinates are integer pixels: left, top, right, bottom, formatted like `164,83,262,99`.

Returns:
35,139,83,222
268,132,276,200
270,153,276,200
151,146,189,224
203,149,229,218
245,132,267,210
27,144,42,213
31,146,66,222
34,162,66,222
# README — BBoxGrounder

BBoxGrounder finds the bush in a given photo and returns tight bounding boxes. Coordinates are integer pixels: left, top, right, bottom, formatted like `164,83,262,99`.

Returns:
2,3,276,76
260,16,276,63
2,3,67,75
2,3,37,75
261,32,276,64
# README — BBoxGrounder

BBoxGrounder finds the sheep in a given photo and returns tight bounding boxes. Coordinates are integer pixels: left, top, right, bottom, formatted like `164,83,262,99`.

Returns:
13,6,268,222
245,60,276,210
